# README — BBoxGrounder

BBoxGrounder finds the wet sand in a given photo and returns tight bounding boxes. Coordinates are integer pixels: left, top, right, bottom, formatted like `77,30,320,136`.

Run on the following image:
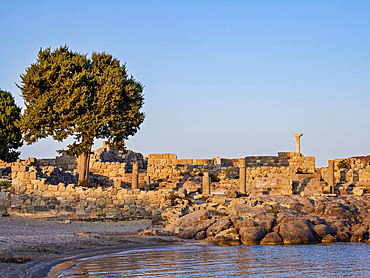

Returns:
0,216,190,278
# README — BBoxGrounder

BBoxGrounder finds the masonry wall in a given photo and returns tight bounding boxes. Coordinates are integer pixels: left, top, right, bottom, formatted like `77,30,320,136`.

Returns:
7,183,165,221
147,154,213,166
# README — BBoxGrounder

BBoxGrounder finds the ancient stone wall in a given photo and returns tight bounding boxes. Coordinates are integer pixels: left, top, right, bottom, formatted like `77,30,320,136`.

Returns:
333,156,370,171
147,154,213,166
245,152,315,173
7,183,166,221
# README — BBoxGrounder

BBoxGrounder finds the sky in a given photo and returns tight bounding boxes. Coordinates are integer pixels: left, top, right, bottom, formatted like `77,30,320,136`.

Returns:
1,0,369,167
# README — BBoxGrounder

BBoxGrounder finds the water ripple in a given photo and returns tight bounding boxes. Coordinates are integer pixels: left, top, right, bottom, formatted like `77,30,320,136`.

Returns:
52,243,370,277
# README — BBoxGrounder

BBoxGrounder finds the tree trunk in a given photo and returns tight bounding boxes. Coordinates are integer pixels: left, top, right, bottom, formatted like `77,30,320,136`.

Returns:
78,144,92,185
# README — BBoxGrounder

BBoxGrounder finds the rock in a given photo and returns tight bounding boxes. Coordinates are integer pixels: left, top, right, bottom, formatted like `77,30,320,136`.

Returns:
177,218,216,239
164,209,214,232
0,210,9,217
276,219,317,245
228,203,271,218
178,228,199,239
194,230,206,240
335,229,351,242
353,188,364,196
195,218,216,231
318,202,353,219
178,188,187,197
260,232,283,245
350,228,368,242
205,228,240,244
225,190,238,198
322,234,337,243
313,224,331,240
300,191,318,197
239,226,267,245
206,217,232,237
257,220,275,233
232,218,259,229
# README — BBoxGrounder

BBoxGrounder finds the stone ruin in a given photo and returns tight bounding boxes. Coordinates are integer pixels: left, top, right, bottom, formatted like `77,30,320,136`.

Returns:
1,134,370,221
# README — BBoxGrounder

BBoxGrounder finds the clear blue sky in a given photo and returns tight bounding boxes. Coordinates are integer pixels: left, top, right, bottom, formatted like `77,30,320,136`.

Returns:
1,0,369,167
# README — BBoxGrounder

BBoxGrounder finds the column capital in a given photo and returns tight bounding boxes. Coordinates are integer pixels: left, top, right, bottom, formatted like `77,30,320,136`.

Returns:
293,133,303,154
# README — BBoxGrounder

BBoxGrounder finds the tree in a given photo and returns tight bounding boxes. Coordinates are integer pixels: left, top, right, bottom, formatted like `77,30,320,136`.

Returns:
0,89,23,162
18,46,145,184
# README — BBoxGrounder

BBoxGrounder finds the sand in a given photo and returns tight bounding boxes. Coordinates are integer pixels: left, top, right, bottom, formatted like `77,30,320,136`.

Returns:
0,216,191,278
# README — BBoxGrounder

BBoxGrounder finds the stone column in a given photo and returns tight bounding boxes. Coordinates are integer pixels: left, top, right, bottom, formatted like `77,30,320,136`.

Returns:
132,161,138,189
239,158,246,194
293,133,303,154
144,175,151,191
203,172,210,195
328,160,334,194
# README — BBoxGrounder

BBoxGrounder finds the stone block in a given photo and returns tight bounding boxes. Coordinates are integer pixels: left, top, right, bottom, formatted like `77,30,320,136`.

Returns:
11,197,24,206
300,191,318,197
66,184,75,191
353,187,364,196
0,192,6,200
42,191,54,198
48,185,58,191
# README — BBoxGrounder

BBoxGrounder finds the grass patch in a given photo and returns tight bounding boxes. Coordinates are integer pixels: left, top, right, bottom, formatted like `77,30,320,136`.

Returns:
0,180,11,188
270,208,278,214
214,210,228,216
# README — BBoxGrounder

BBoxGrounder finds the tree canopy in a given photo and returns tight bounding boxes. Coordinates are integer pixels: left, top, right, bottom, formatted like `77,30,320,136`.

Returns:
18,46,145,182
0,89,23,162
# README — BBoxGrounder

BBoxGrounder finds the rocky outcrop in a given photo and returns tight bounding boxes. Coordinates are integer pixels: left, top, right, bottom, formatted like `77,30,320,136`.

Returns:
160,195,370,246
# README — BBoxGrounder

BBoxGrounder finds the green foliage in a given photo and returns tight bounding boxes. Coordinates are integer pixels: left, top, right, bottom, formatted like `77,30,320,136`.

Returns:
337,159,351,169
270,208,278,214
201,195,209,201
292,189,297,195
214,210,228,216
0,89,23,162
0,180,12,188
17,46,145,157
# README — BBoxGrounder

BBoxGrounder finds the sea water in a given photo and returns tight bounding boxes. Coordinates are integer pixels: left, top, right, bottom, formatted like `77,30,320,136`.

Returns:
51,243,370,277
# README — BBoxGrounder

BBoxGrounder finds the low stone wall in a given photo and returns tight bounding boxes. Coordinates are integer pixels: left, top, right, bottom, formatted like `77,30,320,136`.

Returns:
7,183,165,221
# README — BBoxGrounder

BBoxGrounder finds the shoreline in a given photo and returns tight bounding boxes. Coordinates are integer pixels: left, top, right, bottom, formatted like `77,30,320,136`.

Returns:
44,240,205,278
0,216,200,278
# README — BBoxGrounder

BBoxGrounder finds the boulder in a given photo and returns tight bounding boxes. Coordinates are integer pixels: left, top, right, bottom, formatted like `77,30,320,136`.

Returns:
239,226,267,245
322,234,337,243
165,209,214,231
229,204,271,218
232,218,259,229
276,219,317,245
194,230,206,240
178,228,199,239
335,229,351,242
313,224,331,240
260,232,283,245
205,228,240,244
177,218,216,240
350,228,368,242
353,188,364,196
206,217,232,237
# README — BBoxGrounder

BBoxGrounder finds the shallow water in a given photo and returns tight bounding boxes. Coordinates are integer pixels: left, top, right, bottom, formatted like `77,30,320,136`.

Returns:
51,243,370,277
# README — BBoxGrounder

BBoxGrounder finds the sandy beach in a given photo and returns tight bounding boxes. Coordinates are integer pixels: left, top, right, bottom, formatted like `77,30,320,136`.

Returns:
0,216,192,278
